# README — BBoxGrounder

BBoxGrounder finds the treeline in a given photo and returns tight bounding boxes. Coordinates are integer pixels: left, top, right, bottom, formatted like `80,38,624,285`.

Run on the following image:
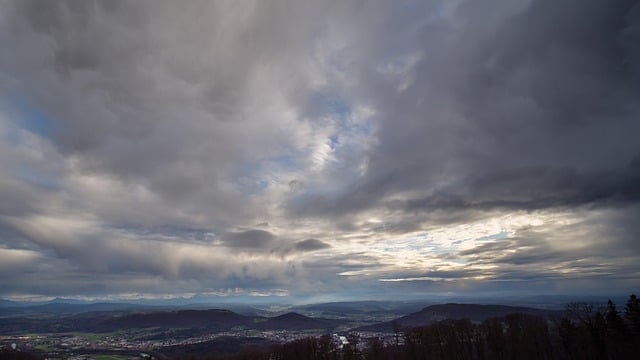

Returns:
221,294,640,360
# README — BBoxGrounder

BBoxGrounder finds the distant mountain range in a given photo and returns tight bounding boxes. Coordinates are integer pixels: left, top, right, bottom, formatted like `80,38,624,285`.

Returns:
0,301,152,316
0,299,20,307
0,293,619,311
0,297,91,307
0,295,290,309
291,300,430,318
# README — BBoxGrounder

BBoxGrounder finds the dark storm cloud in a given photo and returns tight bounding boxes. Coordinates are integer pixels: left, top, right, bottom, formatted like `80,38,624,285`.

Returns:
294,238,331,252
288,0,640,224
406,154,640,212
222,230,275,249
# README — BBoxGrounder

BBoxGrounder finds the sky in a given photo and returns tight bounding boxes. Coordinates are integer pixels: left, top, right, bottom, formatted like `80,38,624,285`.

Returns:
0,0,639,302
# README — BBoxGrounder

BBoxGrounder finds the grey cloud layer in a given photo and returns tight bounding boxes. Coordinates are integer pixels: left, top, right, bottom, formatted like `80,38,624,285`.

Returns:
295,239,331,252
288,0,640,219
0,0,639,299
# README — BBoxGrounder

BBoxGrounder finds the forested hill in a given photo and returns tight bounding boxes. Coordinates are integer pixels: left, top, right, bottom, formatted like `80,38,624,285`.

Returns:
358,303,560,332
0,308,345,334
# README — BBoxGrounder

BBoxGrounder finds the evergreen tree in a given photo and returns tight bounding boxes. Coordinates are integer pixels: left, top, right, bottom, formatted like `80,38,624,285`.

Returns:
606,299,626,338
625,294,640,336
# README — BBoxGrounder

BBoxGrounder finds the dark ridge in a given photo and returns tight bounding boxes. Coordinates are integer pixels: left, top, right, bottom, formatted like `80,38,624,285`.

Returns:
356,303,562,332
258,312,338,330
92,308,251,331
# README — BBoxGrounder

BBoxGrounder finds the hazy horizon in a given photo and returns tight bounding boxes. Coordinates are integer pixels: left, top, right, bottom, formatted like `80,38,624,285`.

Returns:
1,0,639,302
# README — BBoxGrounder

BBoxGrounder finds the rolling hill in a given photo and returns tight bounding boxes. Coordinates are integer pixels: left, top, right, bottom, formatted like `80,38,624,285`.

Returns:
257,312,340,330
357,303,562,332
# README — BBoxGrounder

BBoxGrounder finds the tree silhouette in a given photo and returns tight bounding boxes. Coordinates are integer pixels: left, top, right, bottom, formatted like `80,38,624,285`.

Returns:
625,294,640,336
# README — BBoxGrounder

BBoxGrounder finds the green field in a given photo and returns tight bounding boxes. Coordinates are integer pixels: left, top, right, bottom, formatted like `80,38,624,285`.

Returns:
72,331,105,341
33,344,53,352
71,327,160,341
91,355,129,360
